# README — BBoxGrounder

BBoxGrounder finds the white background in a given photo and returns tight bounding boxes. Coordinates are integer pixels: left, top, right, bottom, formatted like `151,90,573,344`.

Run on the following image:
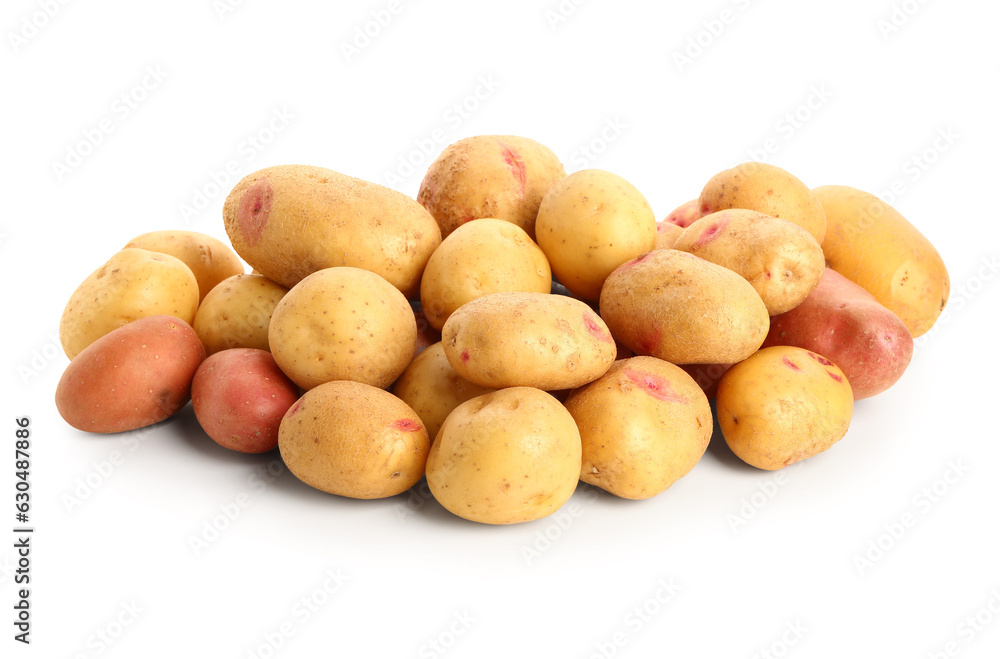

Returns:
3,1,1000,657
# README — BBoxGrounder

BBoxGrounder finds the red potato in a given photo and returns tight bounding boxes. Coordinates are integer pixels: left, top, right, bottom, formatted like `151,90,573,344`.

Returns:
761,268,914,399
55,316,206,433
192,349,299,453
680,363,733,400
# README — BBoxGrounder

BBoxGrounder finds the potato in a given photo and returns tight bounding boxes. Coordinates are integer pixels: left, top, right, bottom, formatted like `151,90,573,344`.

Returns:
699,162,826,243
655,221,684,250
55,316,205,433
600,249,769,364
672,209,825,315
814,185,950,337
268,267,415,390
679,363,732,400
565,357,712,499
425,387,581,524
762,268,913,399
392,342,496,443
60,248,199,360
717,346,854,470
193,274,288,355
420,218,551,331
535,169,657,300
441,292,616,389
124,230,244,303
223,164,441,298
663,199,706,228
278,380,429,499
191,349,299,453
417,135,565,240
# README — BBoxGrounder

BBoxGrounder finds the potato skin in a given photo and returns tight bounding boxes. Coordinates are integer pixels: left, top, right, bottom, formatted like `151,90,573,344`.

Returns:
60,248,199,360
814,185,949,338
535,169,657,301
600,249,770,364
193,274,288,355
441,292,617,390
717,346,854,470
663,199,706,228
223,164,441,298
191,349,298,453
565,357,712,500
655,222,684,250
278,381,429,499
426,387,581,524
124,230,244,303
762,268,913,399
55,316,205,433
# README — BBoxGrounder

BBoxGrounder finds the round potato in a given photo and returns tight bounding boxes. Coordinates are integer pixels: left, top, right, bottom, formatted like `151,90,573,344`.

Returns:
655,221,684,250
193,274,288,355
717,346,854,470
124,230,244,303
60,248,199,360
565,357,712,499
425,387,581,524
663,199,707,228
269,267,416,390
420,218,551,331
278,380,429,499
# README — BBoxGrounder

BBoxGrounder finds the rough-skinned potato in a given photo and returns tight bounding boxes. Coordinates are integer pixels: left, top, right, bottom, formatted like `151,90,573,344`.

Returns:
124,230,245,303
193,274,288,355
663,199,706,228
656,222,684,250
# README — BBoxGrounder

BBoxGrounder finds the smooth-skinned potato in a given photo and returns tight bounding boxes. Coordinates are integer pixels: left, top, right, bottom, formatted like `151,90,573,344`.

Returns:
193,273,288,355
124,230,245,303
656,221,684,250
663,199,706,228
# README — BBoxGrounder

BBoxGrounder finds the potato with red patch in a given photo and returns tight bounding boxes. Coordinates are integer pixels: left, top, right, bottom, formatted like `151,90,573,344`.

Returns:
124,230,245,303
656,222,684,250
565,357,712,499
55,316,205,433
663,199,706,228
193,274,288,355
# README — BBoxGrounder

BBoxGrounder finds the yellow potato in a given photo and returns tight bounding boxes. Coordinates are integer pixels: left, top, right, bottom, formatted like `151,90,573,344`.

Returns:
193,274,288,355
278,380,429,499
426,387,581,524
535,169,657,301
60,248,199,360
268,267,416,390
124,230,244,303
814,185,950,337
655,221,684,250
420,218,551,331
717,346,854,470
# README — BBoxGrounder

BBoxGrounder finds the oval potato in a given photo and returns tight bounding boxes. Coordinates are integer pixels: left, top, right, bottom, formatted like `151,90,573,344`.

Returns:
124,230,244,303
193,273,288,355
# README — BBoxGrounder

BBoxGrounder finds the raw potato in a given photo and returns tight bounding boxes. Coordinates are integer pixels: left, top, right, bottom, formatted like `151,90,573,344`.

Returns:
193,274,288,355
673,209,825,315
60,248,199,360
663,199,706,228
699,162,827,244
680,363,732,400
278,380,429,499
55,316,205,433
124,230,245,303
565,357,712,500
420,218,551,331
223,164,441,298
814,185,950,337
425,387,581,524
417,135,566,239
717,346,854,470
535,169,657,301
600,249,770,364
269,267,416,390
655,221,684,250
442,292,617,390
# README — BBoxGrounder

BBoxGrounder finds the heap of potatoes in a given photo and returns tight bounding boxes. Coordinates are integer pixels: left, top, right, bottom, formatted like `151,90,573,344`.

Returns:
54,135,950,525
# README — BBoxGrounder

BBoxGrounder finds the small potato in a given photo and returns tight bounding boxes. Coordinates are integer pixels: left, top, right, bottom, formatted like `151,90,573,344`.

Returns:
279,381,429,499
663,199,706,228
124,230,244,303
55,316,205,433
655,221,684,250
269,267,416,390
717,346,854,470
672,209,825,315
600,249,770,364
191,349,299,453
193,274,288,355
426,387,581,524
565,357,712,500
60,248,199,360
442,292,617,390
420,218,551,331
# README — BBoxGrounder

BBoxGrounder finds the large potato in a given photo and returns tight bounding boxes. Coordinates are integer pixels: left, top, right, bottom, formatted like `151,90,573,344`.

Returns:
814,185,950,337
278,380,429,499
223,164,441,298
124,230,244,303
60,248,199,360
269,267,416,390
441,292,616,390
600,249,769,364
535,169,657,301
193,274,288,355
425,387,581,524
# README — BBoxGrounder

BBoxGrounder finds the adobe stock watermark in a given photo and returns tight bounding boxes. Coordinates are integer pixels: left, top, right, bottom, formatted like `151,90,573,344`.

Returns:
726,463,803,533
876,0,932,41
927,588,1000,659
566,117,628,170
61,425,156,515
213,0,251,21
587,577,681,659
747,85,834,164
51,64,169,182
16,329,62,386
418,610,477,659
7,0,72,54
521,487,598,565
876,126,960,207
852,459,970,576
672,0,756,73
69,600,144,659
339,0,415,64
544,0,592,31
915,254,998,350
751,620,808,659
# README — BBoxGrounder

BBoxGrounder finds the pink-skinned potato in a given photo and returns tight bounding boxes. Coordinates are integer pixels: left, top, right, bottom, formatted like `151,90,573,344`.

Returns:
56,316,206,433
663,199,707,228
